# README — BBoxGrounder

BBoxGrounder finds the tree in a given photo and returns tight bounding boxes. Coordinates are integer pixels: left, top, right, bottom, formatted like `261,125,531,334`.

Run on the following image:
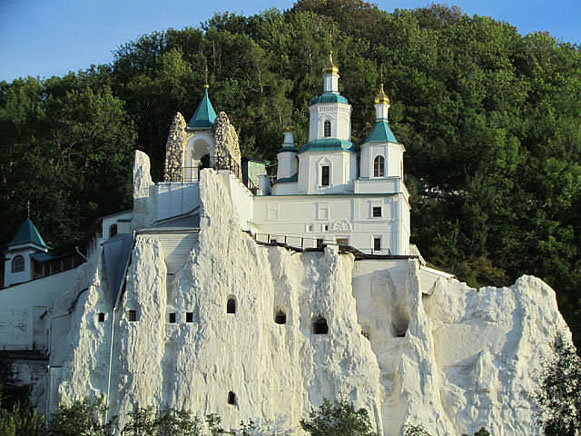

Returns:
300,398,378,436
48,398,113,436
537,334,581,435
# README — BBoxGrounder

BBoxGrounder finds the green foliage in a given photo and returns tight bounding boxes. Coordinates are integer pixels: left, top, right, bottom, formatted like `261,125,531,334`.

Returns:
1,0,580,349
122,407,203,436
403,423,432,435
300,397,378,436
537,335,581,435
0,381,44,436
48,398,112,436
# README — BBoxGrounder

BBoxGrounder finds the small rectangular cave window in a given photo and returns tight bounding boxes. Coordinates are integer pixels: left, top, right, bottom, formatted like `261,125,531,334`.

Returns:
128,310,137,322
186,312,194,323
98,313,105,323
313,317,329,335
275,310,287,325
168,312,176,323
227,297,237,314
228,391,237,405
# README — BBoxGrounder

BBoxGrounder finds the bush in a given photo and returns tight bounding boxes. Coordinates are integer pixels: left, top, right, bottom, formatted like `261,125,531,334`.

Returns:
300,398,378,436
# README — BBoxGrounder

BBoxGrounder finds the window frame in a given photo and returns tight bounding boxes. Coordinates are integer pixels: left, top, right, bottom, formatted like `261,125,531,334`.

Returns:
321,165,330,186
323,120,331,137
11,255,25,273
373,155,385,178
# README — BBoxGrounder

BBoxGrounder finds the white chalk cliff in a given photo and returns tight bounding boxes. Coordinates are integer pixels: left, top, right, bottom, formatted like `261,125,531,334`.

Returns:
51,154,570,435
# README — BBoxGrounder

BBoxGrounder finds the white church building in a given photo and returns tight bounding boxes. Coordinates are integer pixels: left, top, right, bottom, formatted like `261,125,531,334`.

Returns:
151,50,411,257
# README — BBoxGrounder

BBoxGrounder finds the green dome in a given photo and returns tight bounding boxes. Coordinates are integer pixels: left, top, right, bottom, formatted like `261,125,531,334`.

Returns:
364,120,398,144
299,138,356,153
311,92,349,105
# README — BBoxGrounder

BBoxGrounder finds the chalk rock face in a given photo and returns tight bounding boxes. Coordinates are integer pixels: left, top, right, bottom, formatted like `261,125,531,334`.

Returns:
163,112,190,182
54,167,570,435
132,150,155,229
213,111,241,175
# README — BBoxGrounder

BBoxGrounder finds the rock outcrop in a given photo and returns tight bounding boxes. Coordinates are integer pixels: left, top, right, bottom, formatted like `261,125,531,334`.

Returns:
52,163,571,435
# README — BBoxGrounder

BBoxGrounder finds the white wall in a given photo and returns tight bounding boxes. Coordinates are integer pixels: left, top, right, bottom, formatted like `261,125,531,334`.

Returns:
297,150,356,194
0,268,79,350
3,248,33,287
156,183,201,222
253,194,409,254
308,103,352,141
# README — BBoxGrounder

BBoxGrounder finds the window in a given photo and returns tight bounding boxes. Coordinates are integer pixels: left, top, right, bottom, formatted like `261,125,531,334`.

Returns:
321,165,330,186
228,391,237,405
98,313,105,323
227,297,236,314
373,237,381,252
372,207,382,217
186,312,194,323
374,156,385,177
275,310,287,325
128,310,137,322
109,224,118,238
11,255,24,273
316,239,324,249
336,238,348,246
168,313,176,323
324,224,329,232
313,317,329,334
324,120,331,137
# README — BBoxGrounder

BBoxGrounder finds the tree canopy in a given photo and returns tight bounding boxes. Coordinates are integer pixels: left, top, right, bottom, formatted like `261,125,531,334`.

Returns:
0,0,579,348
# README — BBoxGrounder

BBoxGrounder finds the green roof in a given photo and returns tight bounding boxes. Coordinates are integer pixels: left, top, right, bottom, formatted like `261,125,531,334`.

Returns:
187,89,217,130
299,138,356,153
364,120,398,144
8,218,48,249
311,92,349,105
274,173,298,184
277,146,298,153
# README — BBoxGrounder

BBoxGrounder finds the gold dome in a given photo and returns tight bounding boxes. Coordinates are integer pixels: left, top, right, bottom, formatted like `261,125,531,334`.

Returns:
375,83,390,104
323,50,339,75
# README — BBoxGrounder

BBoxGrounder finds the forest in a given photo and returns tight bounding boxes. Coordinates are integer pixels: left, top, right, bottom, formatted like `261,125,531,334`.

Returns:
0,0,579,348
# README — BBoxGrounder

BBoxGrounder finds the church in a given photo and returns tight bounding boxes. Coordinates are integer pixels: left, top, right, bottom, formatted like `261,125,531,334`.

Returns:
0,53,563,436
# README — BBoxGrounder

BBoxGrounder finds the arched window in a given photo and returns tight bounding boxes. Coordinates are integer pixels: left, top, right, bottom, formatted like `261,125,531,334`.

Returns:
227,297,237,314
374,155,385,177
313,316,329,334
109,224,118,238
275,310,287,325
324,120,331,137
11,255,25,273
228,391,237,405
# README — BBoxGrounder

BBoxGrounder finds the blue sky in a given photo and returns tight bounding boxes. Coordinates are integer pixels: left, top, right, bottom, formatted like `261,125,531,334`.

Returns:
1,0,579,82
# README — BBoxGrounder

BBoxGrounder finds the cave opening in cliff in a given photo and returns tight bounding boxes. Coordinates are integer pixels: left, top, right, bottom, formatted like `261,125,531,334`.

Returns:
313,317,328,334
275,309,287,324
128,310,137,322
227,297,236,314
228,391,237,405
186,312,193,322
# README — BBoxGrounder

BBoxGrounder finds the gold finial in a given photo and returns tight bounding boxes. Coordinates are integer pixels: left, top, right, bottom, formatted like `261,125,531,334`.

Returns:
26,200,30,219
375,83,390,104
323,50,339,74
283,125,294,132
